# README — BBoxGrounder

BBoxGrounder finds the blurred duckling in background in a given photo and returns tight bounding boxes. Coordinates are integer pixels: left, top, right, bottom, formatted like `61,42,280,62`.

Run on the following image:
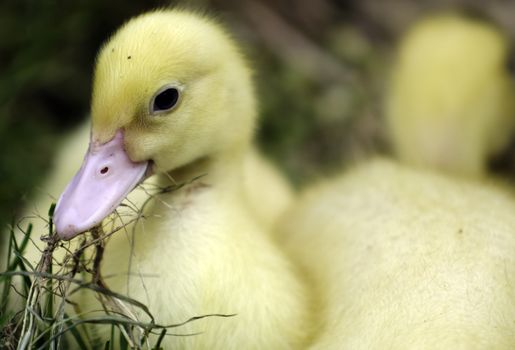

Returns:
278,13,515,349
386,14,514,177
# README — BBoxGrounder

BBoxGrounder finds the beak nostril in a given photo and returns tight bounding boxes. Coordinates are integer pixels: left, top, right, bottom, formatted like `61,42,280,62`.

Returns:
100,167,109,175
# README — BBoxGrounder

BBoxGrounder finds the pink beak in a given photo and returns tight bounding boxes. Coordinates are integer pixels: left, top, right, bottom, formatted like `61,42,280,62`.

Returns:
54,130,149,240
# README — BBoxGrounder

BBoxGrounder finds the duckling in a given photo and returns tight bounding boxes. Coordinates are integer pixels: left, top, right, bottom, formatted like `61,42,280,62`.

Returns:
277,16,515,348
279,158,515,349
52,10,308,349
385,14,514,176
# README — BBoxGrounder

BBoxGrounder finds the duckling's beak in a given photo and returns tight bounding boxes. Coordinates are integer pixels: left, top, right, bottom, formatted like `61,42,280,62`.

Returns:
54,130,149,240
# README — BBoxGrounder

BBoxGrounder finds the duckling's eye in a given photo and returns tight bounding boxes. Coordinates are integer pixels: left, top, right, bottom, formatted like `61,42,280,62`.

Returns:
151,87,180,114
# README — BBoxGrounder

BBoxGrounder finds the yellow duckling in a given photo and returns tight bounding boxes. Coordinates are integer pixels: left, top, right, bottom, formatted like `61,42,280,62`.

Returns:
386,14,514,176
52,9,308,348
280,158,515,349
3,7,294,266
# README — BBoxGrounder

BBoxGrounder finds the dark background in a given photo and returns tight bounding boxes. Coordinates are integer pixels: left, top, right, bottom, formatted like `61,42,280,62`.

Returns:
2,0,515,229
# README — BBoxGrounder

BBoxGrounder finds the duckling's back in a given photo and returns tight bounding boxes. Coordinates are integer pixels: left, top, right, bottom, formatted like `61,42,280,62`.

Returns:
280,159,515,349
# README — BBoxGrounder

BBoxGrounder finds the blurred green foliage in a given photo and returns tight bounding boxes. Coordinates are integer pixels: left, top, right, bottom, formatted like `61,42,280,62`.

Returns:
0,0,166,227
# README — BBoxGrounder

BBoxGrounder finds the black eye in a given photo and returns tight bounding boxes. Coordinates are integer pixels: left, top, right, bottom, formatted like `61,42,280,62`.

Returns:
152,87,180,113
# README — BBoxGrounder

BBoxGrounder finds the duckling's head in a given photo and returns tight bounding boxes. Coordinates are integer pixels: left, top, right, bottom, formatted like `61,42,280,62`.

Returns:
54,10,256,239
93,10,255,170
386,14,514,176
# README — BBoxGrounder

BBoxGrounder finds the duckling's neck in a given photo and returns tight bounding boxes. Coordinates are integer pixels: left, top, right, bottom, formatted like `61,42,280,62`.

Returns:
158,145,251,193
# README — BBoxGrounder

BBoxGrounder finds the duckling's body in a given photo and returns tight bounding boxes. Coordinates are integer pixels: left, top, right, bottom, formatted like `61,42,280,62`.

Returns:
98,153,308,348
280,158,515,349
242,148,294,229
386,15,514,176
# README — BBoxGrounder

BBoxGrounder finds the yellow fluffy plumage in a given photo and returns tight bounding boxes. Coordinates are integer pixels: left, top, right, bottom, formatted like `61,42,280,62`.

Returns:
280,158,515,349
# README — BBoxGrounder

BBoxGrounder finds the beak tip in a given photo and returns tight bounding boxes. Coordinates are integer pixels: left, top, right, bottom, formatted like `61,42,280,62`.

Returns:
52,129,149,241
54,218,79,241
